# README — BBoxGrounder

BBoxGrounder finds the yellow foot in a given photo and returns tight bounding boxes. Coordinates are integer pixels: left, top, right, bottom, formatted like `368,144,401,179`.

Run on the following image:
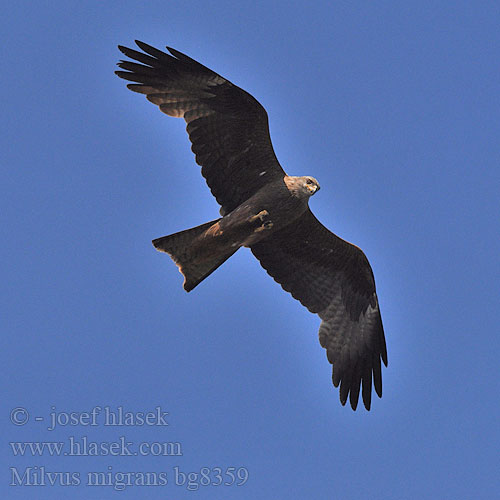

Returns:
248,210,269,224
254,220,273,233
249,211,273,232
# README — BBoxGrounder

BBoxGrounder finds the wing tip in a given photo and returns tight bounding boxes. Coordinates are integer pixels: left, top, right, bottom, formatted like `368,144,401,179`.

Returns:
134,39,149,50
331,358,387,411
350,397,360,411
166,46,182,58
381,345,388,367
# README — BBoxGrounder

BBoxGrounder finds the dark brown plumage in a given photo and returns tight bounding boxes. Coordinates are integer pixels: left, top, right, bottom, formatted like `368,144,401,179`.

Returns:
116,41,388,410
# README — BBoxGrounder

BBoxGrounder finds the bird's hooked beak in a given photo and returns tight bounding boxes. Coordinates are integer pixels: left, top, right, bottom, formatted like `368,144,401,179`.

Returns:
308,182,320,194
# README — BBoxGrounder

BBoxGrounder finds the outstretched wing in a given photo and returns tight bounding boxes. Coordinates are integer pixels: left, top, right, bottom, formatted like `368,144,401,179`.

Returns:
251,209,387,410
116,41,285,214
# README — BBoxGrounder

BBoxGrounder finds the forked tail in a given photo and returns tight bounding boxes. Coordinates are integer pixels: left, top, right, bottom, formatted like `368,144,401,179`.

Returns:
152,219,239,292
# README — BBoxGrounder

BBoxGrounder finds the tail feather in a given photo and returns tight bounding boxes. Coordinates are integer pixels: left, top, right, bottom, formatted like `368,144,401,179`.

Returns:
152,219,239,291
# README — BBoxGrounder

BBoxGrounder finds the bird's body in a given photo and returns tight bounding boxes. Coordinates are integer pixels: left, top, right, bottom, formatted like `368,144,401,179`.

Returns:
116,41,388,410
153,175,318,291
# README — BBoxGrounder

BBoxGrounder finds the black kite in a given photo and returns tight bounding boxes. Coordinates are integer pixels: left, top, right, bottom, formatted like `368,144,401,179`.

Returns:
116,41,388,410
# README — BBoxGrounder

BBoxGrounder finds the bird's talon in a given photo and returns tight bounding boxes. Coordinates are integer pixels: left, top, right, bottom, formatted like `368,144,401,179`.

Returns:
248,210,269,224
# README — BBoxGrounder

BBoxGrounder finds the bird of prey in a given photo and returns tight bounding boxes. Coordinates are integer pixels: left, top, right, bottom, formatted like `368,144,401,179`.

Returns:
116,41,388,410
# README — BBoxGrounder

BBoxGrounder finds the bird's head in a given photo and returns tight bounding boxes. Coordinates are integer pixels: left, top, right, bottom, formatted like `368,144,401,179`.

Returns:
285,175,321,198
302,176,320,195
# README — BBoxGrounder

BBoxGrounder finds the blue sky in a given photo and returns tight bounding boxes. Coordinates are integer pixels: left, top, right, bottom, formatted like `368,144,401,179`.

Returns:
2,1,499,499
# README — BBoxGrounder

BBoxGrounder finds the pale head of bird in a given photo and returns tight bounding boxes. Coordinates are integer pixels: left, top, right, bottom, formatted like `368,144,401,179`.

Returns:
284,175,321,199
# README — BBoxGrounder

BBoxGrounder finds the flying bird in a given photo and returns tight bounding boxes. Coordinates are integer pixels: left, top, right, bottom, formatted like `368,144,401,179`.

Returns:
116,41,387,410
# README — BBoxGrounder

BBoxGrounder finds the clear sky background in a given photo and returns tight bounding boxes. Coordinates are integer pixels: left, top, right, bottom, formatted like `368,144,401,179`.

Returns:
2,1,499,499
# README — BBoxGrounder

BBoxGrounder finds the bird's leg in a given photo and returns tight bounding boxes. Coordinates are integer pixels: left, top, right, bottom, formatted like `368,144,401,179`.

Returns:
248,210,273,232
248,210,269,223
